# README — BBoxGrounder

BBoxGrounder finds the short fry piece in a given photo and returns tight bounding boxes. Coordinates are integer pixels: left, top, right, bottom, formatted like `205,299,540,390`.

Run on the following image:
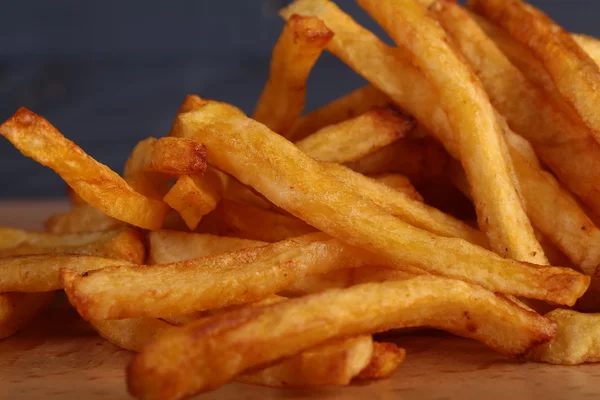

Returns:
148,231,265,264
127,276,556,399
0,292,55,339
45,204,124,234
254,15,333,135
123,137,207,198
0,109,168,230
356,342,406,380
528,309,600,365
287,85,390,141
296,107,415,164
468,0,600,144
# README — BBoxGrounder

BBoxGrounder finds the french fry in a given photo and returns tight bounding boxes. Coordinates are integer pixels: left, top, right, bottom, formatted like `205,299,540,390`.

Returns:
171,98,587,305
356,341,406,380
283,0,544,264
295,107,415,164
222,177,273,210
90,318,176,352
355,0,543,264
367,174,423,203
573,34,600,67
286,85,391,141
0,228,145,264
45,204,124,234
430,2,600,274
127,276,556,399
0,292,55,339
0,255,133,292
218,200,317,242
0,108,168,230
148,230,265,264
65,186,86,206
468,0,600,145
253,15,333,135
528,309,600,365
237,335,374,387
163,169,225,230
123,137,207,199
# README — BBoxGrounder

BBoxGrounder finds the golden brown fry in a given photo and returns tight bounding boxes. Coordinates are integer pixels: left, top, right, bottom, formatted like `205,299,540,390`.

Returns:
0,255,133,292
253,15,333,135
574,34,600,67
430,2,600,273
45,204,124,234
348,136,450,182
163,170,225,230
296,107,415,164
127,276,556,399
356,342,406,380
148,230,265,264
90,317,176,352
355,0,542,264
123,137,207,199
0,228,145,264
218,200,317,242
282,269,354,296
287,85,391,141
528,309,600,365
0,292,55,339
282,0,543,264
171,98,587,305
468,0,600,144
238,335,373,387
0,109,168,230
367,174,423,203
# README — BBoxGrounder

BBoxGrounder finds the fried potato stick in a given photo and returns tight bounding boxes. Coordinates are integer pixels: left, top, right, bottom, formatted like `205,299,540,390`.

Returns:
45,204,124,234
0,109,168,230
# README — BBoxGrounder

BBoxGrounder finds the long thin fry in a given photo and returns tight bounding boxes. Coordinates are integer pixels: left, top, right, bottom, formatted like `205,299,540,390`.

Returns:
253,15,333,135
171,98,587,305
0,109,168,230
127,276,556,399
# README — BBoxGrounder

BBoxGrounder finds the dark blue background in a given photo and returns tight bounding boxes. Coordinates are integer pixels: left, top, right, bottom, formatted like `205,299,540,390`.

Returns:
0,0,597,197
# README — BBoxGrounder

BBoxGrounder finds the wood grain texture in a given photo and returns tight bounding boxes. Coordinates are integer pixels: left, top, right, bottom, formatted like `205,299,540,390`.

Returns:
1,201,600,399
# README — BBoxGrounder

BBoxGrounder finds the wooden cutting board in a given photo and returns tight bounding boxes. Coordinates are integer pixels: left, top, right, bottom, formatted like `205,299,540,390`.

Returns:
1,201,599,400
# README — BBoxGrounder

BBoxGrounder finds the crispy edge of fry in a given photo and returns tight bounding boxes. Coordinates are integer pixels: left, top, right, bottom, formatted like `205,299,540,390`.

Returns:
123,137,207,199
0,108,168,230
468,0,600,144
528,309,600,365
573,34,600,67
296,106,415,164
172,97,588,305
218,199,317,242
0,292,56,339
44,204,124,234
126,276,556,399
287,85,391,141
253,14,333,135
356,341,406,380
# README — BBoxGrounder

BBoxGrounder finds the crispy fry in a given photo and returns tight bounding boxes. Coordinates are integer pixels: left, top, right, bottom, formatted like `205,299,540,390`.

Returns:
468,0,600,144
0,292,55,339
238,335,373,387
355,0,542,264
283,0,543,264
296,107,415,164
431,2,600,228
0,255,133,292
528,309,600,365
356,342,406,380
45,204,124,234
253,15,333,135
148,230,265,264
163,169,225,230
367,174,423,203
0,109,168,230
123,137,207,199
171,98,588,305
218,200,317,242
287,85,391,141
0,228,145,264
127,276,556,399
90,318,176,352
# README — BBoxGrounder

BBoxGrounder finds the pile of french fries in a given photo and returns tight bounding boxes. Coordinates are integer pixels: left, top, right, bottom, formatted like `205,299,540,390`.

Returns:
3,0,600,399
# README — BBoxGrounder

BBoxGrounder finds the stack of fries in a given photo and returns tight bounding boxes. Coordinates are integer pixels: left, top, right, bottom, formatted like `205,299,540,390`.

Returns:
3,0,600,399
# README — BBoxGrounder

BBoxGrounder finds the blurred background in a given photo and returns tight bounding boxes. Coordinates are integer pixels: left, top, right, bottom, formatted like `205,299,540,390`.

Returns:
0,0,597,197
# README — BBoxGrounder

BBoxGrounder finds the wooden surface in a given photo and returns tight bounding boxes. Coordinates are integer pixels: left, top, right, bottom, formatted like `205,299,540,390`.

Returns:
1,201,600,400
